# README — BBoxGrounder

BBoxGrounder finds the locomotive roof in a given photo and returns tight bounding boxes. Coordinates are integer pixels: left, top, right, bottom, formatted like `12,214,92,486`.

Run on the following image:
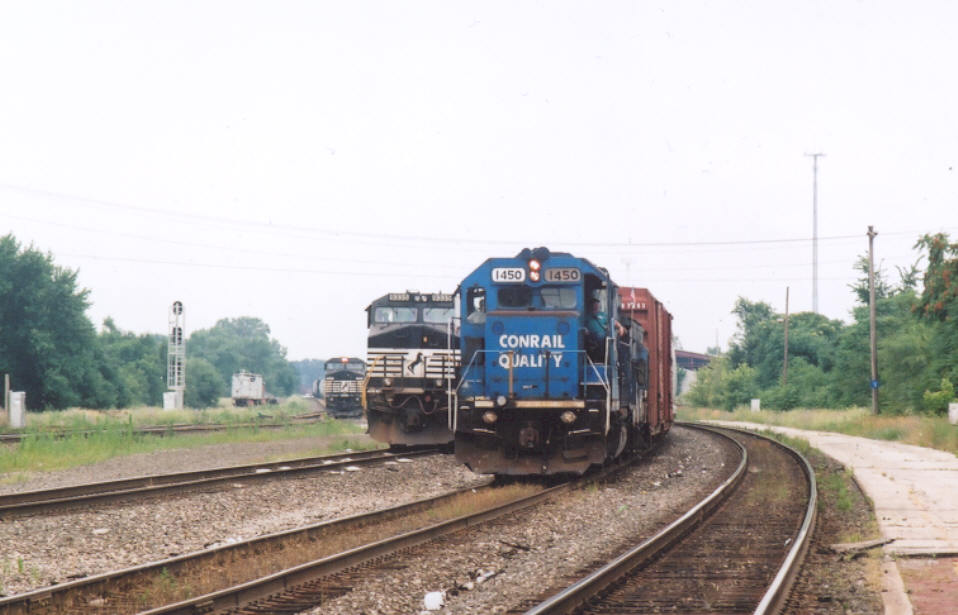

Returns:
365,291,455,310
456,246,611,292
325,356,365,365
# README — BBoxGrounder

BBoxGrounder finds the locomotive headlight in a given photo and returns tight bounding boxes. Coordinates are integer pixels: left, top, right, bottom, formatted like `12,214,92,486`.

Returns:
496,395,507,407
383,378,393,386
435,378,444,387
529,259,541,282
560,410,577,424
482,410,498,424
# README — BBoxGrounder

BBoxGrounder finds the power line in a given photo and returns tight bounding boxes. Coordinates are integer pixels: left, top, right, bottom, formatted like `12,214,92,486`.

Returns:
60,252,461,279
3,182,948,249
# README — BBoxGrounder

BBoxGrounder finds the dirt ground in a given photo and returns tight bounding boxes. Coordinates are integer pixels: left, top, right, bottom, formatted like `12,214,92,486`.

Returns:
786,450,886,614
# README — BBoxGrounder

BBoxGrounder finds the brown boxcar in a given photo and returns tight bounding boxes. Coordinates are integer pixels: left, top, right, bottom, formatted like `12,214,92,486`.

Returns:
618,287,675,438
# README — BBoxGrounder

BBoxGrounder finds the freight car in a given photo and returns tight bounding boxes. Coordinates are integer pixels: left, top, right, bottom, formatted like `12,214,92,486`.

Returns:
452,247,674,475
362,292,459,447
231,371,278,406
318,357,365,418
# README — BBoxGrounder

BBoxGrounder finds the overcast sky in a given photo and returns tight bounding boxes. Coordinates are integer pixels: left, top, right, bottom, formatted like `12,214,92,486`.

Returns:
1,1,955,361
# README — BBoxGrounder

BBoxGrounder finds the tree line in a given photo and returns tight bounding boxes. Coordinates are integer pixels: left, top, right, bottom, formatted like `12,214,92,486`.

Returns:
687,233,958,415
0,234,300,410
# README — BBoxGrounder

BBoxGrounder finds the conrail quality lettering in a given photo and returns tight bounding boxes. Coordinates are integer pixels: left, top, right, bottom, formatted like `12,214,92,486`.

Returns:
498,334,566,349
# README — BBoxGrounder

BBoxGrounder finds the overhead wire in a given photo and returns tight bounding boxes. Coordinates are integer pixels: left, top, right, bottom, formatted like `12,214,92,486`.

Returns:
4,182,954,250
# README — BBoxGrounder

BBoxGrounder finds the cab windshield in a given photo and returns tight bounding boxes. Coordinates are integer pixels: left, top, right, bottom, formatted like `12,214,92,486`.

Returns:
326,360,364,374
423,307,454,324
496,286,578,310
373,306,417,323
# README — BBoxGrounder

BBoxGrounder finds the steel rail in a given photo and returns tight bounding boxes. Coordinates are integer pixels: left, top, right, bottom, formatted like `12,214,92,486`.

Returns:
0,448,434,516
724,424,818,615
523,423,748,615
523,423,816,615
0,414,328,443
0,469,490,615
135,452,644,614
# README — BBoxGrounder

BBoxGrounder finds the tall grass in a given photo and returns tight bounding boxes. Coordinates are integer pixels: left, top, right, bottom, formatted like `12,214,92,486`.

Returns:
679,405,958,455
3,397,317,431
0,403,370,477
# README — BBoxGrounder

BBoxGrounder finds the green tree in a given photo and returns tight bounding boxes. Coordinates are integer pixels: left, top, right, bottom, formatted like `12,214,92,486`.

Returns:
0,235,112,409
848,254,890,305
96,318,166,407
187,317,297,397
685,357,758,411
727,298,776,369
913,233,958,395
725,297,841,408
914,233,958,322
685,356,730,408
184,357,224,408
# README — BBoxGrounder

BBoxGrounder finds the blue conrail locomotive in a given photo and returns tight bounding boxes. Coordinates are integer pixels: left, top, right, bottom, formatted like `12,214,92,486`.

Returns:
363,292,459,447
452,247,673,475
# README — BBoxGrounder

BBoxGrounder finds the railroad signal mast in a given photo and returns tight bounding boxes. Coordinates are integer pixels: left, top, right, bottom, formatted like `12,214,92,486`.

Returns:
166,301,186,410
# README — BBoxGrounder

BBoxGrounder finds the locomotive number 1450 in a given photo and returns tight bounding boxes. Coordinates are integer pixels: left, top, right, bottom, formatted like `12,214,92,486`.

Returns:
492,267,526,282
544,268,581,282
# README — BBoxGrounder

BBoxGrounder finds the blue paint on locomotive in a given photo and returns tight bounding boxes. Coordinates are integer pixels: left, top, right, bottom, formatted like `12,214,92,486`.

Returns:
457,247,615,400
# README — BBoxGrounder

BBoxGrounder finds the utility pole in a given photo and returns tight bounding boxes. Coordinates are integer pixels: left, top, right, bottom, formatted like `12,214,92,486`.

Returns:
806,153,825,313
783,287,790,386
868,226,879,415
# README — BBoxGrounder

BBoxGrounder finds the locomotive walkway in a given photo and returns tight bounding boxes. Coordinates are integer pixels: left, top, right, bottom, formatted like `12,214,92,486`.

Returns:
705,419,958,615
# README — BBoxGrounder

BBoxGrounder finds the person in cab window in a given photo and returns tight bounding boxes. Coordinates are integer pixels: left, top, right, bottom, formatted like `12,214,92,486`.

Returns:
585,298,625,361
467,290,486,324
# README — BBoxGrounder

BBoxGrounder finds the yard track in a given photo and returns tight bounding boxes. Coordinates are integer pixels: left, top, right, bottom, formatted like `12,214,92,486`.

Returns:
0,448,434,517
0,426,793,615
0,470,491,615
0,412,327,444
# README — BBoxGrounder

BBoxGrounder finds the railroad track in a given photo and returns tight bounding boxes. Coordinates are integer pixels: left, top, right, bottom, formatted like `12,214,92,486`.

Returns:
135,468,625,615
0,448,434,516
0,444,650,615
520,424,816,614
1,425,811,615
0,472,499,615
0,413,327,444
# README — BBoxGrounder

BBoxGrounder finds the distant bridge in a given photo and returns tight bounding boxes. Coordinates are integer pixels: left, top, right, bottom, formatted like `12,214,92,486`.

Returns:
675,350,712,370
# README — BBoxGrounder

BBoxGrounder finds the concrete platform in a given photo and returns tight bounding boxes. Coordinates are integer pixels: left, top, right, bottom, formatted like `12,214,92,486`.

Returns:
705,420,958,614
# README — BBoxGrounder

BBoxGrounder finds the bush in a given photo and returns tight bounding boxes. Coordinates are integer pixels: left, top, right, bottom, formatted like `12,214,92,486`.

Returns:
184,358,224,409
921,377,955,415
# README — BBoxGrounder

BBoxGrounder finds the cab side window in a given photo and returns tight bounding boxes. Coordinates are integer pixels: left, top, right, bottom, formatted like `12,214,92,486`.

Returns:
466,287,487,324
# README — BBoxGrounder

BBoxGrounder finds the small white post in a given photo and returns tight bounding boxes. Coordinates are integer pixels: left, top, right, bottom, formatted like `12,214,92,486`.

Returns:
948,402,958,426
750,398,761,413
9,392,25,428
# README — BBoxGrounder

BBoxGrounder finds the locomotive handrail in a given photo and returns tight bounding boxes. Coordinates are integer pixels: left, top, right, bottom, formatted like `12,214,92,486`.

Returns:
605,336,614,434
584,350,612,435
360,357,382,411
452,348,615,434
448,315,460,432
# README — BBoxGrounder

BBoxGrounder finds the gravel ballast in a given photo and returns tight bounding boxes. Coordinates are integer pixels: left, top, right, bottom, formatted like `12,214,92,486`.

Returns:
0,426,737,614
302,425,738,614
0,437,484,597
